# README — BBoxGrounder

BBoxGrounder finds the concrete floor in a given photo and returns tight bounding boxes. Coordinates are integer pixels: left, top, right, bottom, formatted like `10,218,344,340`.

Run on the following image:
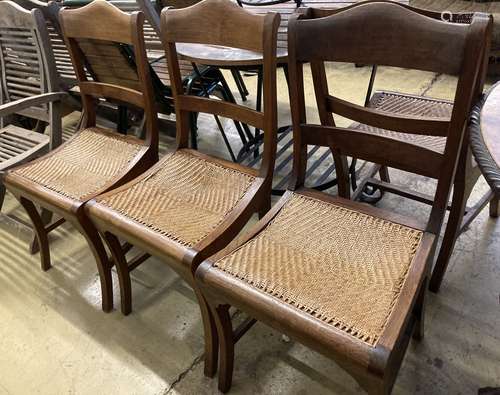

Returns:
0,63,499,395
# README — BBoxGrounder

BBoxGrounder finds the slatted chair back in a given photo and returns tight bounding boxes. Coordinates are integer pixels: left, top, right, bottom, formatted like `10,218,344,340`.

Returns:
59,0,158,150
0,1,59,123
11,0,77,89
287,2,491,234
161,0,279,179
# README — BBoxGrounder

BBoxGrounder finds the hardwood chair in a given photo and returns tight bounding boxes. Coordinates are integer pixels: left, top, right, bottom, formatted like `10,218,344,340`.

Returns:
309,0,496,292
195,3,491,393
3,0,159,313
0,1,66,235
84,0,278,374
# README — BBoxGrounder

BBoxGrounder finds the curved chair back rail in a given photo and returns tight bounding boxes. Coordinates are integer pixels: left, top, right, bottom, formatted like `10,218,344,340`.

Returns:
161,0,280,179
60,0,159,150
288,3,492,235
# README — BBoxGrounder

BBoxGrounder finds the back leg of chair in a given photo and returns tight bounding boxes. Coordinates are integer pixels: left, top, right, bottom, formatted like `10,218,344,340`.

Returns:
19,197,51,271
429,176,467,293
103,231,132,315
30,208,53,254
379,165,390,183
210,303,234,393
74,213,114,312
193,287,219,378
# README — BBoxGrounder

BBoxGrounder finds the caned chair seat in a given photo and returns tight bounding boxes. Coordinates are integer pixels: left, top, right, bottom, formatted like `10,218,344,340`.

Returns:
203,192,425,346
0,125,50,172
351,91,453,154
9,127,143,202
92,149,256,249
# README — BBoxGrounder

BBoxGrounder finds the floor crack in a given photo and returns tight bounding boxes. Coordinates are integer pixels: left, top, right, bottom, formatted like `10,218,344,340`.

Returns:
162,353,205,395
420,73,442,96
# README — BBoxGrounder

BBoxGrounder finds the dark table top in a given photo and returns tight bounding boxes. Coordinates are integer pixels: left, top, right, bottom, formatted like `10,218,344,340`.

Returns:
470,82,500,197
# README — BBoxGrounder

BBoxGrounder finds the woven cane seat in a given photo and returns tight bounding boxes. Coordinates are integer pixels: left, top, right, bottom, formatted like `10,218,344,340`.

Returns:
351,91,453,154
12,128,143,201
213,193,423,346
97,150,256,247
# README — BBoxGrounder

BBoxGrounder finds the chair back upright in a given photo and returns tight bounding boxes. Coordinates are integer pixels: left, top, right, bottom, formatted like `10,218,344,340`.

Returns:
0,1,59,123
287,2,492,235
161,0,280,181
59,0,158,152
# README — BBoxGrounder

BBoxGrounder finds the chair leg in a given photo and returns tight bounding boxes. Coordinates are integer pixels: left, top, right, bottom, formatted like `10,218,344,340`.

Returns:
379,166,390,183
0,184,6,212
211,303,234,393
412,278,427,341
490,194,499,218
75,215,114,313
429,179,467,293
103,232,132,316
194,288,219,378
19,197,51,271
30,208,53,255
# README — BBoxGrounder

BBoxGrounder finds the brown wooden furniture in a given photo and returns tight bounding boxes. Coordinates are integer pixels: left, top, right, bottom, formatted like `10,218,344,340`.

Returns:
312,0,497,292
195,3,491,393
3,0,159,313
470,81,500,200
0,1,66,238
84,0,279,377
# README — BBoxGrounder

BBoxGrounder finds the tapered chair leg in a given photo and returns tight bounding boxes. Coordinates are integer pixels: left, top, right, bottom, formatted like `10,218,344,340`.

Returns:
30,208,53,255
194,288,219,378
490,195,499,218
211,303,234,393
429,179,467,293
19,197,51,271
104,232,132,315
75,215,114,313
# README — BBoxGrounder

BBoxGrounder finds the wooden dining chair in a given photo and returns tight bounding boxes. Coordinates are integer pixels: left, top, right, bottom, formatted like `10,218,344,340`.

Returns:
0,1,66,239
308,0,496,293
84,0,278,376
3,0,159,313
195,3,491,393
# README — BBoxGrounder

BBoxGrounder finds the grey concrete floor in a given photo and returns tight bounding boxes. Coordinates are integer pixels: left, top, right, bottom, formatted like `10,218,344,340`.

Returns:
0,63,499,394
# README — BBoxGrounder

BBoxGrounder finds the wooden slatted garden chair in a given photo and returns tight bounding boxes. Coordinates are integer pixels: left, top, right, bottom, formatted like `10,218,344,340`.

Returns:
0,1,66,239
195,3,491,393
84,0,278,376
3,0,159,313
310,0,497,293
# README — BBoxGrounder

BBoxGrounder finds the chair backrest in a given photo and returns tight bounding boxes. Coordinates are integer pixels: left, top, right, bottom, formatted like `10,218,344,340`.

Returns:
161,0,279,179
287,2,491,234
302,0,492,101
59,0,158,150
11,0,77,89
0,0,59,122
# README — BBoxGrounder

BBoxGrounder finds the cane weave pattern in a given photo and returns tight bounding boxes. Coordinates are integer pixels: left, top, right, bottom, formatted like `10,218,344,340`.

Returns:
98,151,255,247
14,128,142,200
351,91,453,154
214,193,423,346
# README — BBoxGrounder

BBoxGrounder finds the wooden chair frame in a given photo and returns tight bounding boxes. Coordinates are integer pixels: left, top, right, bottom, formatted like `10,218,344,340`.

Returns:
0,1,66,245
305,0,497,293
3,0,159,313
195,3,491,393
84,0,279,379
